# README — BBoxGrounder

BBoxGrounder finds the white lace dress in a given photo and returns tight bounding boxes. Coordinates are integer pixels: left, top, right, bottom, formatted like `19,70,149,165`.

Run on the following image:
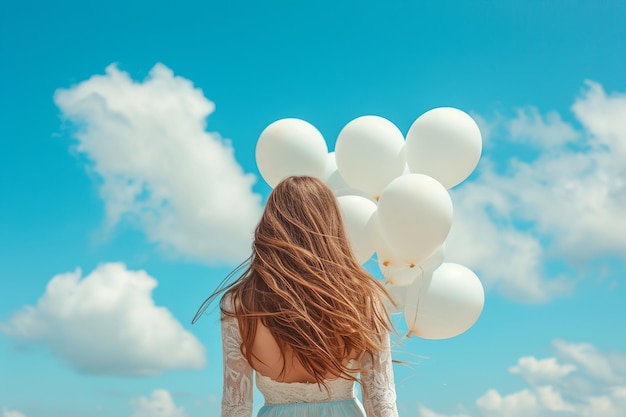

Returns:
221,315,399,417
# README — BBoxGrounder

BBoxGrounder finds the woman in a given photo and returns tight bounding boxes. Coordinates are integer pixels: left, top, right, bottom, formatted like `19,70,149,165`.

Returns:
195,176,399,417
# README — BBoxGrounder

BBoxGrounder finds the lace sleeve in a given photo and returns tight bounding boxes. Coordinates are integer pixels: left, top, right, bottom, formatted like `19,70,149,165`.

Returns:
221,314,253,417
360,333,399,417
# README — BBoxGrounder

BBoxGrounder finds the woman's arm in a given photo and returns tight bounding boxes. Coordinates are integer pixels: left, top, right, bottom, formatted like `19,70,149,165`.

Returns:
221,314,253,417
361,333,399,417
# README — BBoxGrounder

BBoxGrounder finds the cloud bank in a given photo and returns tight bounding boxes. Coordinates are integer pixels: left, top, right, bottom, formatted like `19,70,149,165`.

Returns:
52,66,625,303
419,339,626,417
54,64,263,264
447,81,626,302
130,389,186,417
0,263,206,376
2,409,26,417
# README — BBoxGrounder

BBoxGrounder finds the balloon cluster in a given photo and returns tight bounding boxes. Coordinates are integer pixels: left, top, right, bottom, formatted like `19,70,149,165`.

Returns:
255,108,485,340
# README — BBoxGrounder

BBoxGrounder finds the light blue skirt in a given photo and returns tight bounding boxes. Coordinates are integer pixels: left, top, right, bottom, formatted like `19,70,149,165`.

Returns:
258,399,366,417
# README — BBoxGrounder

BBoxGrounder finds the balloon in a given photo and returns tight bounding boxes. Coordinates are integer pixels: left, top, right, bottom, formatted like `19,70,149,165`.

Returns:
372,212,415,282
405,107,482,188
372,211,402,264
335,116,406,198
324,152,350,193
256,118,328,187
377,244,444,288
376,174,453,265
419,244,445,272
375,214,443,287
336,195,378,264
382,280,407,313
324,153,372,199
404,263,484,339
378,262,420,286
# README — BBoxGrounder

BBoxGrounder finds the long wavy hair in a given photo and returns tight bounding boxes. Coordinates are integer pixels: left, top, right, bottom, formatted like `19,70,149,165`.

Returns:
202,176,393,386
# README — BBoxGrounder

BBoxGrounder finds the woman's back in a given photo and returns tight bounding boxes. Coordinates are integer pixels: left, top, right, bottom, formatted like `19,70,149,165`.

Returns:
221,311,398,416
250,320,360,383
206,176,399,416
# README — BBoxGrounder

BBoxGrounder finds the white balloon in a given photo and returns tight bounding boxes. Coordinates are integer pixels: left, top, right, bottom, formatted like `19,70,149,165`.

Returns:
336,195,378,264
372,212,416,283
377,243,444,288
404,263,484,340
324,153,372,200
374,213,443,287
405,107,482,188
382,280,407,313
419,244,445,272
378,261,420,286
372,211,402,264
335,116,406,198
377,174,453,264
256,118,328,187
324,152,350,193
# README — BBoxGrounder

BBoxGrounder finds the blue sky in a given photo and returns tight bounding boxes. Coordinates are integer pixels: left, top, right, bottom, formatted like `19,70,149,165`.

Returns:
1,1,625,416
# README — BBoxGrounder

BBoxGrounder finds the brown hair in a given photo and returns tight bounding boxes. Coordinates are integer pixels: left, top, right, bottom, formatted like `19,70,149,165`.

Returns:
219,176,392,386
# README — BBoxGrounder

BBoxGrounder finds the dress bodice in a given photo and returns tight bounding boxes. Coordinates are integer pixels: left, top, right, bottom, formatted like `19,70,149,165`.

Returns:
256,372,358,405
219,302,398,417
255,360,358,405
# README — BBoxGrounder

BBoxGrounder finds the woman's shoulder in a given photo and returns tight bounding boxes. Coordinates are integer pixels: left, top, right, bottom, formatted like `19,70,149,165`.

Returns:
220,291,250,316
219,292,236,315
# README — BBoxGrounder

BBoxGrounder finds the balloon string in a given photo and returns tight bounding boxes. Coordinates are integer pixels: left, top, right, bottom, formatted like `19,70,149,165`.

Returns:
406,265,425,338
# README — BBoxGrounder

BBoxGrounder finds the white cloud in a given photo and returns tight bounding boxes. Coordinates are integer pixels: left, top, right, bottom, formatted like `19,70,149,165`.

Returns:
475,385,575,416
420,340,626,417
447,174,571,302
508,107,580,149
553,339,622,383
130,390,186,417
567,392,626,417
447,81,626,302
475,383,626,417
509,356,577,383
476,388,540,417
2,408,27,417
54,64,263,264
418,404,471,417
572,80,626,154
469,112,499,146
535,385,575,412
0,263,205,376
